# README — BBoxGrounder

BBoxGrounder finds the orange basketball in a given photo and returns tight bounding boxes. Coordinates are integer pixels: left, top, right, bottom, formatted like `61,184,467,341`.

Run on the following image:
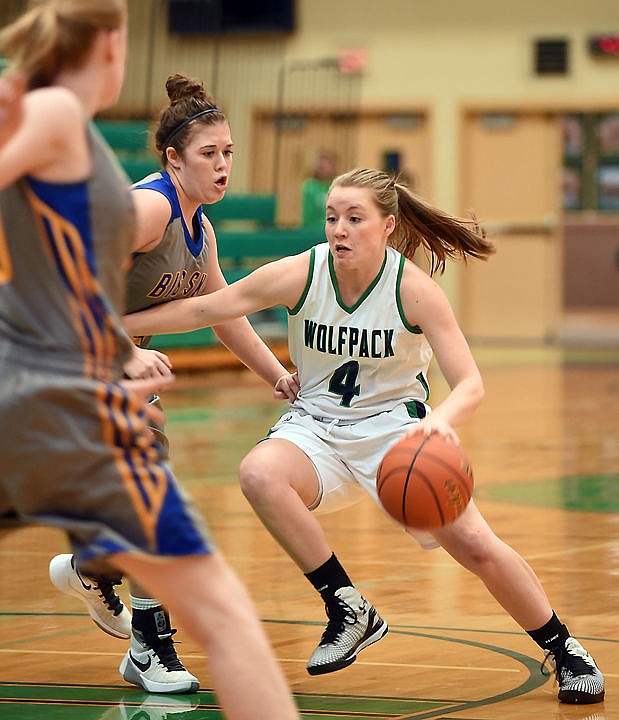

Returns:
376,432,474,530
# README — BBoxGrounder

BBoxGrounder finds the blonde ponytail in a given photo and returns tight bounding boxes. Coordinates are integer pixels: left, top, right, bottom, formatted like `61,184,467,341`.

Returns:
0,0,126,89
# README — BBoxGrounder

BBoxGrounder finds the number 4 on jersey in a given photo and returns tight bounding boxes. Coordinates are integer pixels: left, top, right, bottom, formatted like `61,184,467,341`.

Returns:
328,360,360,407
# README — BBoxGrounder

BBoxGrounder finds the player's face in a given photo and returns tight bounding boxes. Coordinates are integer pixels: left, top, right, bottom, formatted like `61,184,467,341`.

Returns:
173,121,233,205
325,186,395,268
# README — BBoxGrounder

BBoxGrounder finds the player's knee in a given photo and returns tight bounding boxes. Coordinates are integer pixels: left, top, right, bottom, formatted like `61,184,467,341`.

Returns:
239,455,274,504
457,529,503,575
462,539,493,571
440,522,495,573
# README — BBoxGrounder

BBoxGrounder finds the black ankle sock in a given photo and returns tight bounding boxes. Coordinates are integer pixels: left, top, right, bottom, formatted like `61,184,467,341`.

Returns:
305,553,352,603
131,606,170,637
527,612,570,651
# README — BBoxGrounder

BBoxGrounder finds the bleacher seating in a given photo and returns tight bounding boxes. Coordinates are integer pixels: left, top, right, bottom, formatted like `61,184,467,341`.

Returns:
95,119,160,182
205,193,276,227
95,119,151,152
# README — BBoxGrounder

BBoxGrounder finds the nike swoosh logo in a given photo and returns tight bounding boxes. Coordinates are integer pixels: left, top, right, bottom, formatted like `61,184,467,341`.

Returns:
129,652,152,672
71,557,92,591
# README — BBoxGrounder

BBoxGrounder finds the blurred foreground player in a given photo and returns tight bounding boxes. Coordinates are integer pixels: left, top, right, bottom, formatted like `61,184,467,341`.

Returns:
0,2,299,718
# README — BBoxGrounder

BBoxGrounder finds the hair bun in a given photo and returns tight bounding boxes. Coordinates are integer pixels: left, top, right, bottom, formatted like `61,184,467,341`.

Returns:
165,73,207,105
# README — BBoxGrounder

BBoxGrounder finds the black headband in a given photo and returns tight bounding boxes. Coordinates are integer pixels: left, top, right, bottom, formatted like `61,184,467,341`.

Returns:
164,107,221,145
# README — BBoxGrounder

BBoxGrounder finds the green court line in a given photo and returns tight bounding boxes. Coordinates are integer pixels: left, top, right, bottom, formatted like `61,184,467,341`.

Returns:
266,617,619,644
296,692,444,715
4,613,616,646
482,474,619,512
0,683,447,719
164,407,215,423
165,403,281,425
0,622,547,719
385,629,545,719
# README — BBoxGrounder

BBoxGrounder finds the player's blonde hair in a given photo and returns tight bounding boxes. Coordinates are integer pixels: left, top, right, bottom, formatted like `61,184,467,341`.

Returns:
0,0,127,89
330,168,495,275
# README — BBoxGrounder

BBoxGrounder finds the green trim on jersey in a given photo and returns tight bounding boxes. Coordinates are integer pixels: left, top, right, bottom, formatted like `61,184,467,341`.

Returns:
405,400,424,418
416,370,430,401
396,253,423,334
328,249,388,314
289,246,316,316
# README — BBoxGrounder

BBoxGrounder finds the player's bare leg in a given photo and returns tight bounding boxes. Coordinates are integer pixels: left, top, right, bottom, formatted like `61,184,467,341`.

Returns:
239,439,387,676
239,438,329,572
112,551,300,720
433,500,552,629
434,500,604,704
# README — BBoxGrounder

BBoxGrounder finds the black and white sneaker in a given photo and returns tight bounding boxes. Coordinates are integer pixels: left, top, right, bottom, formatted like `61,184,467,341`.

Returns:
543,636,605,704
120,623,199,694
306,586,388,675
49,553,131,639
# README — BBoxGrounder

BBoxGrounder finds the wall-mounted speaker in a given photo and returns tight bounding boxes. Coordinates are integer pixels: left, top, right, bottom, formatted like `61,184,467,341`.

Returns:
534,38,569,75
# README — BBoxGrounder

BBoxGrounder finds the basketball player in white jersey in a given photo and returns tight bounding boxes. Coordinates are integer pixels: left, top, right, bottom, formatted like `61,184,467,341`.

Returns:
125,167,604,705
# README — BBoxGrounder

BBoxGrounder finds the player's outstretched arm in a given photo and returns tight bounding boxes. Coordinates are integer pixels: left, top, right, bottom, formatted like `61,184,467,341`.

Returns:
123,252,309,337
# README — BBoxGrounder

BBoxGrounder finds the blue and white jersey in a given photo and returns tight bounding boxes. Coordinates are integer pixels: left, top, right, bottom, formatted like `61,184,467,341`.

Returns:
128,171,210,347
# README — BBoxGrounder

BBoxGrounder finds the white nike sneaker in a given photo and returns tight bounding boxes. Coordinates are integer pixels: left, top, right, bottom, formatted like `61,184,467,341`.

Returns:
49,553,131,639
120,626,200,694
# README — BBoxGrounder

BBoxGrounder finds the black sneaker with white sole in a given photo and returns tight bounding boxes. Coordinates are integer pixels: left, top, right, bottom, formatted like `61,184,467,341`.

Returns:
306,586,388,675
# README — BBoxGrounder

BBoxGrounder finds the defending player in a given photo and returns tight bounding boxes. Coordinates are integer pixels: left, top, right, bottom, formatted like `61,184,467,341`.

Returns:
49,72,298,694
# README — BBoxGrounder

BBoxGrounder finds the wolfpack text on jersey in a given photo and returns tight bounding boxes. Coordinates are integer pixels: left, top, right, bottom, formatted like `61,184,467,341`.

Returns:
288,244,432,421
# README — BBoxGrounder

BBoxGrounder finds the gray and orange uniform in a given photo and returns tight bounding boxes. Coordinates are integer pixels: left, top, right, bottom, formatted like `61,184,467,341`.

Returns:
126,170,211,450
127,170,210,350
0,125,213,573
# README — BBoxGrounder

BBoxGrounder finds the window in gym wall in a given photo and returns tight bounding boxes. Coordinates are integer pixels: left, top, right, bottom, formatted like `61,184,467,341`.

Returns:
562,112,619,212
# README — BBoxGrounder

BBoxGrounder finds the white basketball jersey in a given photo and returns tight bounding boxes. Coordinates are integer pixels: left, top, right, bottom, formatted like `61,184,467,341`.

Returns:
288,243,433,421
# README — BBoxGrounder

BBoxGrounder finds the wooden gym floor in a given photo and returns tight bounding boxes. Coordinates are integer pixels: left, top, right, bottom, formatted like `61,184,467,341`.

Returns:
1,343,617,720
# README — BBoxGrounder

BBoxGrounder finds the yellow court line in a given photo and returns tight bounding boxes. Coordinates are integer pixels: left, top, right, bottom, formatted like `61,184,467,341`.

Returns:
2,648,617,678
0,647,520,673
522,541,619,562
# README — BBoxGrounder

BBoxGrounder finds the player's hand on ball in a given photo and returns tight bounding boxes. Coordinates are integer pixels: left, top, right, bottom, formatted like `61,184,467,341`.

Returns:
405,417,460,446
